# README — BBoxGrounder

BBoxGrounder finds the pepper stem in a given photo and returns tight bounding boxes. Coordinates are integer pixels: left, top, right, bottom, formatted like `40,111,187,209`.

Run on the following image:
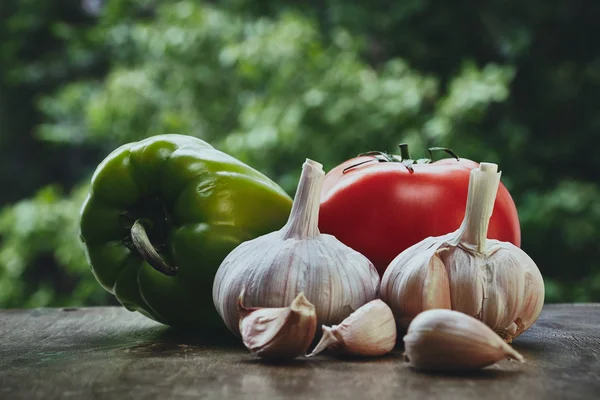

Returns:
281,159,324,240
131,219,178,276
457,163,502,252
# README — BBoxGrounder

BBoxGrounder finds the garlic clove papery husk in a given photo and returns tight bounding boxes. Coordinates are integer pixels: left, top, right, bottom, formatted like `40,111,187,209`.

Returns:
381,163,544,341
238,290,317,359
403,309,524,371
307,299,397,357
213,158,380,337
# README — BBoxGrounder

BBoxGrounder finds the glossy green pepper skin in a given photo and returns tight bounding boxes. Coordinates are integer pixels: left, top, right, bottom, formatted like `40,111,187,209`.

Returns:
79,134,292,332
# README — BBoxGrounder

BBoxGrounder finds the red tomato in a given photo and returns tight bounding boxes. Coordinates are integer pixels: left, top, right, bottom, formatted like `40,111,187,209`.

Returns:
319,151,520,276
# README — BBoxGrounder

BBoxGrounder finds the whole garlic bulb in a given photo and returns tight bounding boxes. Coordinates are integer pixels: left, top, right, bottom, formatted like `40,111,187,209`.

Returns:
213,159,380,336
382,163,544,341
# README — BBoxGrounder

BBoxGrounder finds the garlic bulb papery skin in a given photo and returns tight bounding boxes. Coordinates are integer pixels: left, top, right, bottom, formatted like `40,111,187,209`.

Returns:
381,163,544,342
404,309,524,371
239,290,317,359
307,299,396,357
213,158,380,336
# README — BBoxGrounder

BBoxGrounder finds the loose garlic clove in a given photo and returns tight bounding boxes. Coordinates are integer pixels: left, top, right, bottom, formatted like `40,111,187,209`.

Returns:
238,290,317,359
404,309,524,371
213,159,380,337
382,163,544,341
307,299,396,357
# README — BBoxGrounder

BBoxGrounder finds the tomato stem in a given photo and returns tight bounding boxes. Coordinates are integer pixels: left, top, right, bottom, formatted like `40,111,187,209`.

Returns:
427,147,460,162
342,144,460,174
399,143,411,160
343,151,399,173
131,219,178,276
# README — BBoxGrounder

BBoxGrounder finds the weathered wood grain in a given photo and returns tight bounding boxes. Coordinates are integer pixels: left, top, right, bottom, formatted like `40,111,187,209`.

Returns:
0,305,599,400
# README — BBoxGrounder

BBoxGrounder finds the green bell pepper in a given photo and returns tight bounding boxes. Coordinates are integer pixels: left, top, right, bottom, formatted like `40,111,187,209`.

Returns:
79,134,292,332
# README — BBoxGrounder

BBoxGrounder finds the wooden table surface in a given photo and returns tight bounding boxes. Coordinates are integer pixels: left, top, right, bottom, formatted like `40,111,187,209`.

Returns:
0,304,599,400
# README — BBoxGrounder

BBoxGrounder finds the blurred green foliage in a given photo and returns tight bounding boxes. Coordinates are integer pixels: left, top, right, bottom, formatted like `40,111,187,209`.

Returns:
0,0,599,308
